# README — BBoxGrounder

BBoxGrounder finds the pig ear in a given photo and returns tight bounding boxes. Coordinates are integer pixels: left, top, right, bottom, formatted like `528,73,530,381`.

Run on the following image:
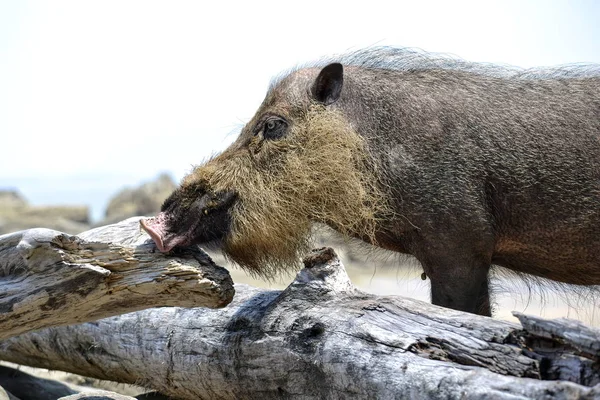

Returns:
311,63,343,105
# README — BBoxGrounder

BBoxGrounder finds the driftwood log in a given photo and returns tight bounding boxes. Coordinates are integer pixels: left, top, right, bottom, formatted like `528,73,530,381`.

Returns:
0,217,234,341
1,245,598,399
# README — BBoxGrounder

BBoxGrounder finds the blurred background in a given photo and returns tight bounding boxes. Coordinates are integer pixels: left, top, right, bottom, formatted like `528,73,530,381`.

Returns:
1,0,599,326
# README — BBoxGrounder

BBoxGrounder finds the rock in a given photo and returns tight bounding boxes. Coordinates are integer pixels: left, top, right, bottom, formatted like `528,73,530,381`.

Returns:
0,363,146,399
0,216,89,236
18,205,89,224
0,365,79,400
0,385,20,400
0,191,27,209
101,174,176,225
0,190,90,235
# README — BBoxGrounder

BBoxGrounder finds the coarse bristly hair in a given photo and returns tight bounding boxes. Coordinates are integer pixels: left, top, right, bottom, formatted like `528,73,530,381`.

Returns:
184,106,393,277
270,46,600,90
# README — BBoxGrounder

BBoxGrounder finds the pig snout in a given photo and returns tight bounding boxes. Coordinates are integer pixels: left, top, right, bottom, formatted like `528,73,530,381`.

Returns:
140,213,173,252
141,190,237,253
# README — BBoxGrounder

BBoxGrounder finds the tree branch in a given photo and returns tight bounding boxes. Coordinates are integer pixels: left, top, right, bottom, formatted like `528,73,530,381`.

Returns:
0,217,234,340
0,248,597,399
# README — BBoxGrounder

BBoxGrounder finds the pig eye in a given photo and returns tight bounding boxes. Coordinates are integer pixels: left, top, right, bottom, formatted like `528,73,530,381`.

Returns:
262,117,288,140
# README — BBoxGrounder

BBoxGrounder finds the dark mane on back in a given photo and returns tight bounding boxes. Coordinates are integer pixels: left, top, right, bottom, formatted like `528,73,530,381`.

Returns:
270,46,600,89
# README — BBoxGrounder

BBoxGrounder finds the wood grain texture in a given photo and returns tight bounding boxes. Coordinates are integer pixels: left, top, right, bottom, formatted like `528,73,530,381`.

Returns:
0,248,598,399
0,217,234,340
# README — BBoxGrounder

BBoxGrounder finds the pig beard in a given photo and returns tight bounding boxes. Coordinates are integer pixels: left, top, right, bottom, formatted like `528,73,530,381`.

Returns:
185,107,391,277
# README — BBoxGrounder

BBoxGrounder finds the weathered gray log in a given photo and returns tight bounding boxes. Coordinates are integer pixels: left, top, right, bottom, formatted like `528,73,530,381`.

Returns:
0,217,234,341
511,311,600,386
59,392,137,400
0,248,598,399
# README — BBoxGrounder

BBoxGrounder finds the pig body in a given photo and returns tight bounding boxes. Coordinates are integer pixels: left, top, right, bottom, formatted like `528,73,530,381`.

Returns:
142,48,600,315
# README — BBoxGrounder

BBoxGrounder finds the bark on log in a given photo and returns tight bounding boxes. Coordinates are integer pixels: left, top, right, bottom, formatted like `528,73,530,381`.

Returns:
0,248,598,399
0,217,234,340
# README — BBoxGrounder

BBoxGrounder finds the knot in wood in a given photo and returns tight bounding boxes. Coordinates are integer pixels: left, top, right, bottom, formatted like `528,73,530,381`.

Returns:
302,247,338,269
288,247,355,294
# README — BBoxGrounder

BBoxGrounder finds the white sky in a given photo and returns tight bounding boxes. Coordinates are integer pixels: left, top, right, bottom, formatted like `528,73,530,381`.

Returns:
1,0,599,220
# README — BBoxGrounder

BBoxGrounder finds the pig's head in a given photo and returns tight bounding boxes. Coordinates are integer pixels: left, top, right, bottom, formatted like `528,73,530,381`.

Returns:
141,63,390,275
